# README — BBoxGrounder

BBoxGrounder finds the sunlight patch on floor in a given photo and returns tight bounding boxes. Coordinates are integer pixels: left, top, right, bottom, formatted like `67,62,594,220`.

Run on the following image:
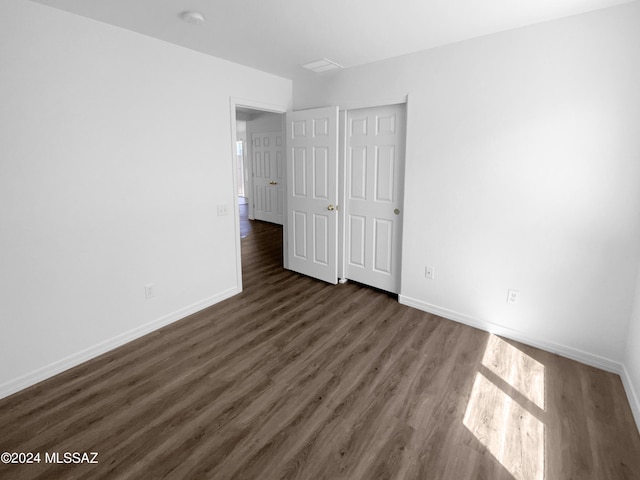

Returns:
464,335,545,480
482,335,545,410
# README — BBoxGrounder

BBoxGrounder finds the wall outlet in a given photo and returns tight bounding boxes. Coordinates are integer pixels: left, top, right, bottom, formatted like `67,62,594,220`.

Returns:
425,265,435,280
217,204,229,216
144,283,156,299
507,289,519,304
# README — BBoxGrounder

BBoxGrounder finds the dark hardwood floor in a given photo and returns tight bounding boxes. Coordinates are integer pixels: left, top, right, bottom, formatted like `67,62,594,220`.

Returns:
1,218,639,479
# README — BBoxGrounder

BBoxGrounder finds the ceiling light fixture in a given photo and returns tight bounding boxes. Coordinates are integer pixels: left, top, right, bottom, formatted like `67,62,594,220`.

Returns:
301,58,343,73
179,11,205,24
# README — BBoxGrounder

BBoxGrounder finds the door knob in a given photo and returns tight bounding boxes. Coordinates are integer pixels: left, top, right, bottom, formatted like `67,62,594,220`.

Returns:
394,208,400,215
269,180,278,185
327,204,335,211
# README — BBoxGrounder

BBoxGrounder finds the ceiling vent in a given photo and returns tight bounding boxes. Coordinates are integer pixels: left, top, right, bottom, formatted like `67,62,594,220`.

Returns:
301,58,343,73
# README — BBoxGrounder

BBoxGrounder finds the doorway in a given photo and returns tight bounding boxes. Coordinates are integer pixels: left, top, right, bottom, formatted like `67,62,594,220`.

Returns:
234,107,285,225
230,99,287,292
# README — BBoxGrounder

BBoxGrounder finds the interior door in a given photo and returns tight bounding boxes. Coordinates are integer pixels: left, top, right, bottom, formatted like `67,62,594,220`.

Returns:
285,106,339,284
252,131,285,225
345,103,406,293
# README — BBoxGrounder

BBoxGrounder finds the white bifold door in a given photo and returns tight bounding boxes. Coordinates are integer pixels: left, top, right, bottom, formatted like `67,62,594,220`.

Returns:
285,107,339,284
345,104,406,294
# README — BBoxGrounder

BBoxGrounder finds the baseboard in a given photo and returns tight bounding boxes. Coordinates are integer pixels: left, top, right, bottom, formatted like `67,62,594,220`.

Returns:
0,287,239,400
620,364,640,433
398,295,623,374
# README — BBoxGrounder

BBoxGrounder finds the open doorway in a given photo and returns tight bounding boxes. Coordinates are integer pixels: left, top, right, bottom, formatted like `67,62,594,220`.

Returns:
247,111,285,225
234,108,285,229
229,99,287,293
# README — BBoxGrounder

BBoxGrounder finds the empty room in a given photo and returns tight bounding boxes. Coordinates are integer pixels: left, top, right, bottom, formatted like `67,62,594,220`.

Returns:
1,0,640,479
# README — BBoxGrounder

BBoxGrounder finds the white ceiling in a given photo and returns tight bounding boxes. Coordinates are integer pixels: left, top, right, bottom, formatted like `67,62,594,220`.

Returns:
30,0,634,79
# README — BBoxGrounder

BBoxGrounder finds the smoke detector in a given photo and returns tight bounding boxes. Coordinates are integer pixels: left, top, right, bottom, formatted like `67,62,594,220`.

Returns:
179,11,205,24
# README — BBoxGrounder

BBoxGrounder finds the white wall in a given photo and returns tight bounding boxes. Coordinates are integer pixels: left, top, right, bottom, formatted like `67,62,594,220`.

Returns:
248,112,286,132
294,2,640,370
0,0,291,396
625,267,640,429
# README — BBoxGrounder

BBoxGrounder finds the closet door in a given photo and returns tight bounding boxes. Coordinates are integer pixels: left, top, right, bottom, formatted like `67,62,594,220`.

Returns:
285,107,339,284
345,103,406,293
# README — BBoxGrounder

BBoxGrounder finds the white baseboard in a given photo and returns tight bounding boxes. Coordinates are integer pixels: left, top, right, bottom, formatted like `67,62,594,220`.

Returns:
402,295,640,436
0,287,239,400
620,364,640,433
398,295,623,374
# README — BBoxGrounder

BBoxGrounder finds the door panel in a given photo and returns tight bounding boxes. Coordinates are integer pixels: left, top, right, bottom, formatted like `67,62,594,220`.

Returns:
252,131,285,225
293,211,307,258
373,218,393,273
313,148,329,198
345,104,406,293
349,215,366,267
350,147,367,199
313,214,329,264
286,107,339,284
375,146,395,202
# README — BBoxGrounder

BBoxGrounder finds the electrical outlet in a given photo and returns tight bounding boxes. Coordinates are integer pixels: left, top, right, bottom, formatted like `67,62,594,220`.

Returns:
144,284,155,299
507,289,519,304
217,204,229,216
425,265,435,280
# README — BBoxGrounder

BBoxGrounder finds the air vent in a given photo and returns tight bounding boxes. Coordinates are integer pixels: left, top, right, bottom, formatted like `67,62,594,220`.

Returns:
301,58,343,73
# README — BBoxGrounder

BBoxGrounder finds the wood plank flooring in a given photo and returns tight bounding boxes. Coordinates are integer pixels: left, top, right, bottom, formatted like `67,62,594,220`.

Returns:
1,219,639,479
